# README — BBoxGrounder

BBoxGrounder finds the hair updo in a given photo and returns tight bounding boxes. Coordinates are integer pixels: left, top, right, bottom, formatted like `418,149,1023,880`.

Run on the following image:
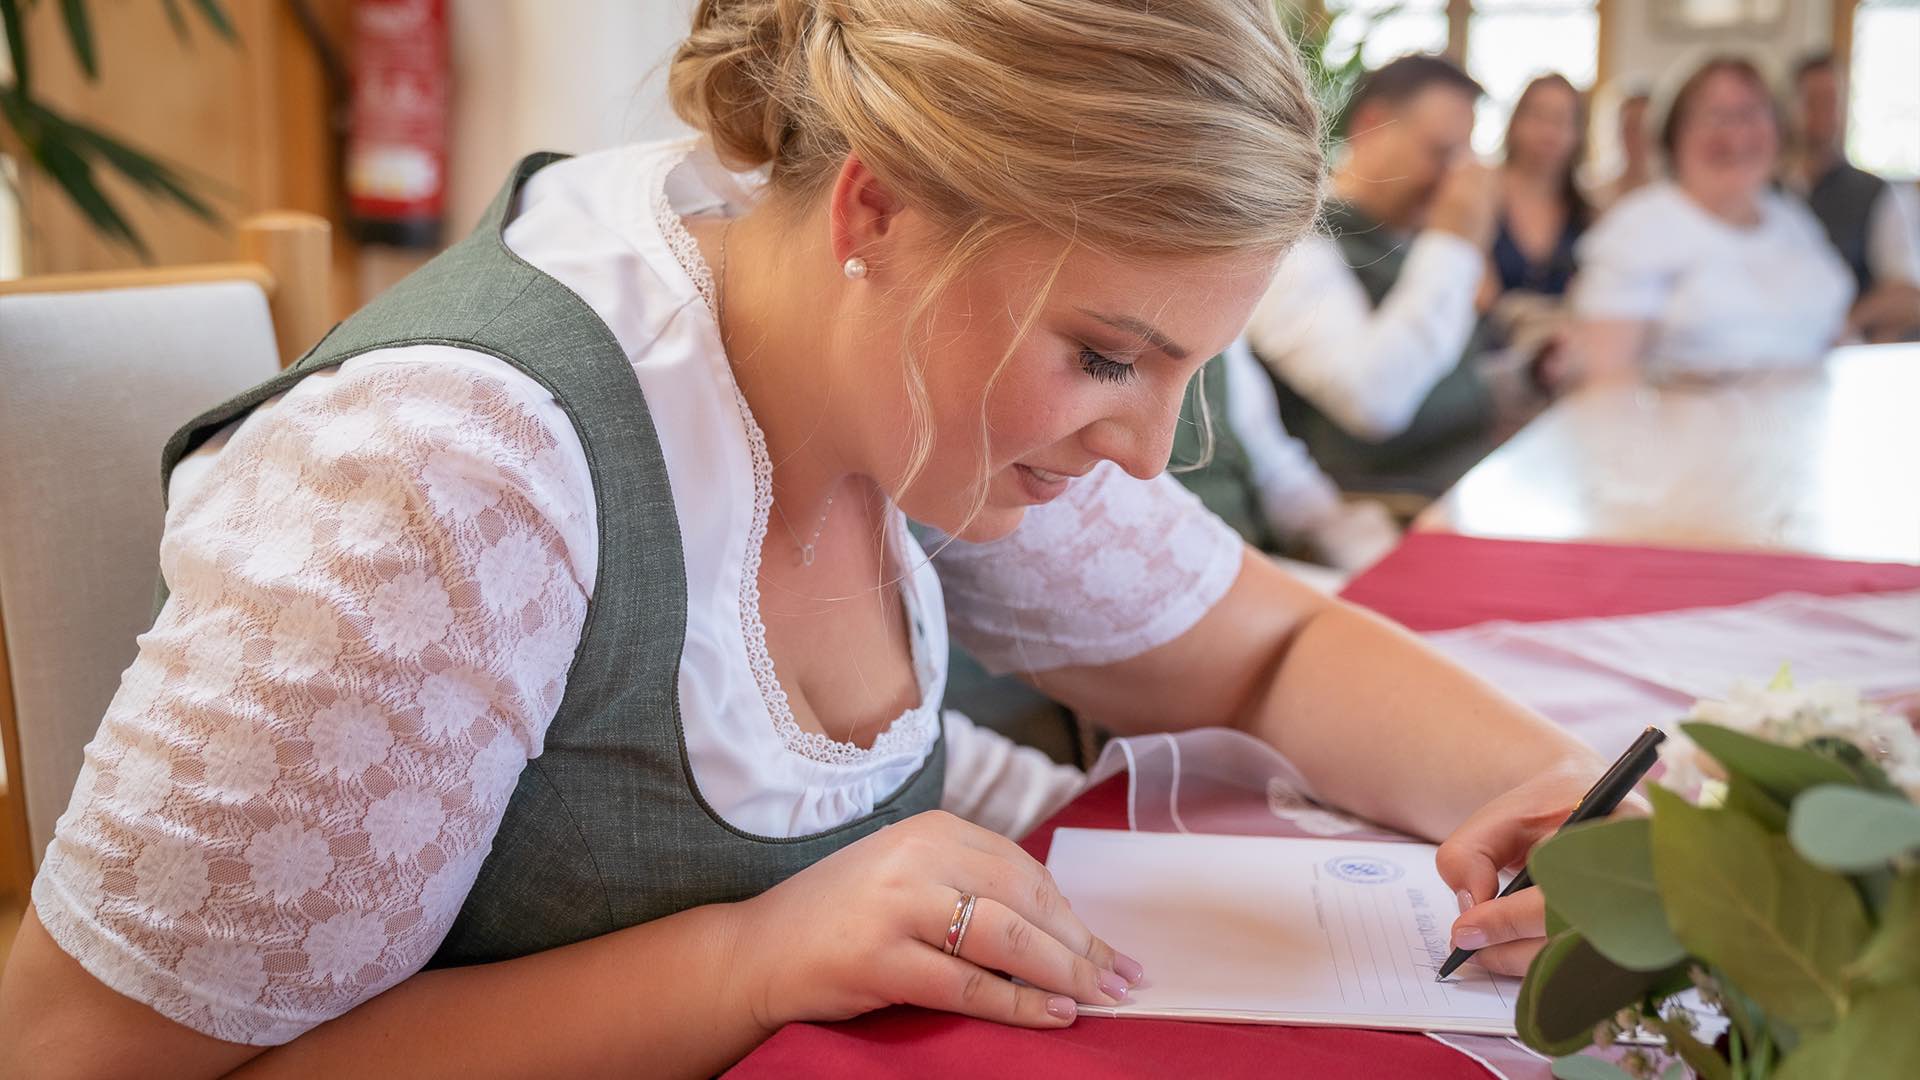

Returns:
668,0,1324,259
670,0,1323,508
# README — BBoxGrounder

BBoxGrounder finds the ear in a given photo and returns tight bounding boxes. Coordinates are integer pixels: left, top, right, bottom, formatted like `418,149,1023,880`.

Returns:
827,154,905,269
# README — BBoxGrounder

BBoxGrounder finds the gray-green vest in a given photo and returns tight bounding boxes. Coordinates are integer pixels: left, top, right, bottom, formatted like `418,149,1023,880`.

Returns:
1171,354,1279,552
1261,202,1496,497
1806,160,1887,296
158,153,946,967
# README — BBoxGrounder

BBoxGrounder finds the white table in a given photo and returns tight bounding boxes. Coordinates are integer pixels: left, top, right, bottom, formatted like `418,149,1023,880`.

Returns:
1419,344,1920,564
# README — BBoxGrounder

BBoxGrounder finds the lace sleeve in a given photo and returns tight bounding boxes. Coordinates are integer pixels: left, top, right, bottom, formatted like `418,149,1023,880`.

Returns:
31,349,594,1046
932,463,1245,676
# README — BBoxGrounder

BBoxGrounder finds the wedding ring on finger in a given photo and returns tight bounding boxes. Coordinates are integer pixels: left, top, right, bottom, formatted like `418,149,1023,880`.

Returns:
944,893,979,957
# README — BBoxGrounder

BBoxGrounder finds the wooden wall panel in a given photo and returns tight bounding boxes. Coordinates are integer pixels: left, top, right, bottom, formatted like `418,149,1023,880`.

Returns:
11,0,356,311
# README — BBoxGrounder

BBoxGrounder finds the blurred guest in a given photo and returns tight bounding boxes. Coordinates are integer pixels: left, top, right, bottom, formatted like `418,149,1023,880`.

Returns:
1493,74,1592,297
1246,55,1504,497
1174,340,1400,581
1785,53,1920,342
1570,57,1853,381
1591,85,1655,211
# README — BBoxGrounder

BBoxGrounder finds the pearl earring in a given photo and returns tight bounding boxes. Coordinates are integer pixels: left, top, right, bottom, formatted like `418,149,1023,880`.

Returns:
843,256,868,280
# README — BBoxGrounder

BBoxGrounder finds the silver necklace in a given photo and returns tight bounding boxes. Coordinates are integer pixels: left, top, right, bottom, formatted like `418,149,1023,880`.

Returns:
716,218,833,569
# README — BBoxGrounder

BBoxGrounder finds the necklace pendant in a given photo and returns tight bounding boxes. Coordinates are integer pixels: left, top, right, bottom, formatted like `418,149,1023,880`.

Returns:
800,544,816,567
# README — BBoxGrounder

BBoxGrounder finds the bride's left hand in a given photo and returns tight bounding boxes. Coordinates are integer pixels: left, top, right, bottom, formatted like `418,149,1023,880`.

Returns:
1434,758,1638,976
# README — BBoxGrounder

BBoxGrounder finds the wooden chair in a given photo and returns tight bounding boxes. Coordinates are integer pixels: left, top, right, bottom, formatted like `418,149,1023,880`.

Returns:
0,213,331,917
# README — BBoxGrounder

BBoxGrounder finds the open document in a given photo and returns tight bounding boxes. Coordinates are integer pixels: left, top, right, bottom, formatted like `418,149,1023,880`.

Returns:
1047,828,1520,1036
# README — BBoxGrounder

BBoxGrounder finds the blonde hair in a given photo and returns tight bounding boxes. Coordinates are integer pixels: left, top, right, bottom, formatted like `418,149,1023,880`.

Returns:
670,0,1324,514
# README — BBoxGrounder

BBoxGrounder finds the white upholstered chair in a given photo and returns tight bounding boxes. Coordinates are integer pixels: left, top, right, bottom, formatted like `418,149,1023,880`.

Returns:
0,214,331,909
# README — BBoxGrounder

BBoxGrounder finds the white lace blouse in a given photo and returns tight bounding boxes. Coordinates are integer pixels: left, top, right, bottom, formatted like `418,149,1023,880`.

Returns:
33,138,1246,1045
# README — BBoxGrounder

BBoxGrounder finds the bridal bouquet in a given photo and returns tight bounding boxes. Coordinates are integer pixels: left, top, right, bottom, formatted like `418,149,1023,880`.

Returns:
1515,672,1920,1080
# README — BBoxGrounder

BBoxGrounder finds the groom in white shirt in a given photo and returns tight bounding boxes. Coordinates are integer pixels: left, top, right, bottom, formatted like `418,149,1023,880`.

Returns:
1245,55,1507,497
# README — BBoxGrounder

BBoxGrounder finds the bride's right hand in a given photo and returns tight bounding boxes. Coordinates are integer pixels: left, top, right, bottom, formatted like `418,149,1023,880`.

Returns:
731,809,1144,1031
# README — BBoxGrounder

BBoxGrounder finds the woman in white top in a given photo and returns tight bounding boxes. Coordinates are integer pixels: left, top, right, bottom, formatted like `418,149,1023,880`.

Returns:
0,3,1603,1076
1571,56,1855,380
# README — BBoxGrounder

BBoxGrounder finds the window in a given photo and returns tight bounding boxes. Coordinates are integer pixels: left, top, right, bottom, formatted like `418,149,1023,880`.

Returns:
1321,0,1602,158
1848,0,1920,180
1464,0,1600,155
1323,1,1450,72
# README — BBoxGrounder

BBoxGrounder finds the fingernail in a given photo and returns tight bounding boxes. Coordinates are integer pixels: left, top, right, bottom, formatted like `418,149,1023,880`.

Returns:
1047,995,1077,1021
1456,889,1475,913
1453,926,1489,950
1098,969,1129,1002
1112,951,1145,985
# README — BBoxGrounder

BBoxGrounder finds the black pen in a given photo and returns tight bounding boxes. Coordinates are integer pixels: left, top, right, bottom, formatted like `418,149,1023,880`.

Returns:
1434,725,1667,981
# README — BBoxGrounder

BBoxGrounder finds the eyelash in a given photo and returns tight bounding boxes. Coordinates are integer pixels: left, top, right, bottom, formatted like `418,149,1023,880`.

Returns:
1079,346,1136,385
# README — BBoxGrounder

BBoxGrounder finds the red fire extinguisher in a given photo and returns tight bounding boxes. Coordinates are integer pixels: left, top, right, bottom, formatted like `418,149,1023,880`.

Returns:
346,0,450,249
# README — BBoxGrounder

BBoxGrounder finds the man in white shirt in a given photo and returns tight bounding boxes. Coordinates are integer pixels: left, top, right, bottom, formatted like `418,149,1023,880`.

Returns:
1244,55,1506,497
1787,53,1920,343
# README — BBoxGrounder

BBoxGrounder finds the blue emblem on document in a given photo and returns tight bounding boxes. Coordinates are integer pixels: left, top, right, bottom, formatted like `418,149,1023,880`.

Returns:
1324,855,1405,885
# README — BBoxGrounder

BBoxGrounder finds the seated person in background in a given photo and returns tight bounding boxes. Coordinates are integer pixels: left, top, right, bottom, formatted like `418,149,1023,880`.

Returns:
1570,56,1854,383
1785,52,1920,343
1173,340,1400,582
1590,84,1654,212
1492,73,1592,298
1246,55,1506,498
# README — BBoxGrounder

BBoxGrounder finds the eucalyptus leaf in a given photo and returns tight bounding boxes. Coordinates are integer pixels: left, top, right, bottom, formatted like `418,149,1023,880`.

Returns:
1847,870,1920,987
1648,786,1869,1030
1530,819,1686,970
1517,929,1684,1058
1789,785,1920,871
1550,1056,1636,1080
1546,901,1570,938
1774,983,1920,1080
1680,723,1856,805
1722,772,1789,832
1800,736,1897,792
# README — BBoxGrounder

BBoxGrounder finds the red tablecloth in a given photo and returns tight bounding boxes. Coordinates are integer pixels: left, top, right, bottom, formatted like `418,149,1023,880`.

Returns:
729,535,1920,1079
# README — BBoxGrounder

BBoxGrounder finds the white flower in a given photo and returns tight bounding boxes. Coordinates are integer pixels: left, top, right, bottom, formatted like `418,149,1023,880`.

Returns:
1654,728,1722,801
476,529,551,615
1685,678,1920,785
200,723,279,801
367,570,454,658
527,446,579,522
1078,547,1148,603
303,909,387,984
306,697,394,779
362,786,446,862
416,667,495,740
334,468,415,556
113,742,176,819
310,409,382,462
513,622,580,691
245,821,334,902
268,597,345,680
177,615,250,704
418,854,483,921
242,511,317,580
393,366,477,430
468,732,528,806
421,448,504,521
1166,516,1218,573
132,836,211,920
176,940,268,1002
47,843,106,903
114,655,169,717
